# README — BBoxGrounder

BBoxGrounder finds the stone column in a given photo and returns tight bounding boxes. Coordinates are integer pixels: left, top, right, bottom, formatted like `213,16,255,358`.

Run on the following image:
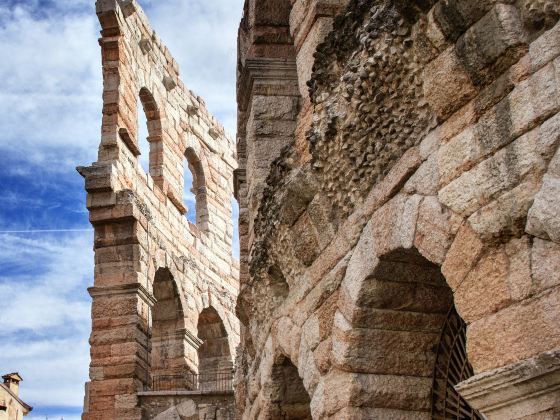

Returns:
83,283,155,420
78,164,156,420
238,58,300,250
456,350,560,419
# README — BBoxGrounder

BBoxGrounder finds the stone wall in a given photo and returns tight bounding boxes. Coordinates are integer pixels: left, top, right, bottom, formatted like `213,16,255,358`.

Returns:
79,1,238,419
139,391,235,420
235,0,560,418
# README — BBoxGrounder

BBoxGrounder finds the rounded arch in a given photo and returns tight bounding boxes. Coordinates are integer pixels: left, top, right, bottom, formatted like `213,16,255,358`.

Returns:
335,243,482,418
150,267,189,380
136,86,164,176
184,146,209,228
196,306,233,371
138,87,162,127
265,354,312,419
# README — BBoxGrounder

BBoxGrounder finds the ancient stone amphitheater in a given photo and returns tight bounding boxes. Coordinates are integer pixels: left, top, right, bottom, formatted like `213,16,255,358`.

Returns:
80,0,560,419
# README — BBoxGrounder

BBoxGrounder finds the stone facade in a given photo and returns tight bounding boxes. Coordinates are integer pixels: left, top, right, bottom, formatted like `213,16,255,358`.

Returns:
139,391,235,420
79,1,239,419
235,0,560,419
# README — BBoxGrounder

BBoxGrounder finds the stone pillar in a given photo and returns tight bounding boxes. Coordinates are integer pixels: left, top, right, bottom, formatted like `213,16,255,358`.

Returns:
456,350,560,420
78,166,156,420
238,58,300,250
151,329,202,379
84,283,155,420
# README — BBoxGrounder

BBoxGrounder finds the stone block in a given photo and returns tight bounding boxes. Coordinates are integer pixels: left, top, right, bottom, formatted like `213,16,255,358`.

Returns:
431,0,496,43
508,62,560,139
456,4,528,84
526,174,560,242
290,211,321,266
332,319,440,376
413,195,454,264
439,127,545,217
532,238,560,291
423,47,477,120
370,194,422,258
528,19,560,72
403,153,439,196
467,287,560,373
454,246,512,323
468,179,541,242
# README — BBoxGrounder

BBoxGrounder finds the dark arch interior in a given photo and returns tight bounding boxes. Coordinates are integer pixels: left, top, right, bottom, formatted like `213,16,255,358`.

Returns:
269,356,312,420
197,307,232,377
150,268,186,379
354,247,480,418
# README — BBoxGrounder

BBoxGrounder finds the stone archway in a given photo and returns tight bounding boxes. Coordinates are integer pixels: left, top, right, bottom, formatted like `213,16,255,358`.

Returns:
150,268,189,385
267,355,312,420
197,306,233,390
333,246,481,418
185,147,209,228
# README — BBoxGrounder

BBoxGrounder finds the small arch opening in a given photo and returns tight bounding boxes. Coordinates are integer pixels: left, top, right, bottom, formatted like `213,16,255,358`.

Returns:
197,306,233,389
184,147,209,227
137,96,150,173
269,356,312,420
150,268,187,380
137,87,162,175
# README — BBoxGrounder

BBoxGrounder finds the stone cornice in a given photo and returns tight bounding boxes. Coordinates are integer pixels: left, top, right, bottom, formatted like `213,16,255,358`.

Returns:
291,0,346,51
184,329,204,349
238,58,299,113
456,350,560,419
88,283,157,307
151,328,204,350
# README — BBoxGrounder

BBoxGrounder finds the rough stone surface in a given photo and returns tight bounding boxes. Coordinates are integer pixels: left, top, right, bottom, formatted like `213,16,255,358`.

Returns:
235,1,560,419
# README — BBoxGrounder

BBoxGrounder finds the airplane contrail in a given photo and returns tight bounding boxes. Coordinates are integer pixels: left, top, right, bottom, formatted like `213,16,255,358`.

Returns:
0,229,93,233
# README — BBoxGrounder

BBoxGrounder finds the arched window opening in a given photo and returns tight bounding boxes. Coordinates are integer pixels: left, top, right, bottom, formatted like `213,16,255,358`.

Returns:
137,96,150,174
269,356,311,420
357,248,481,419
137,88,162,175
150,269,187,384
197,306,232,390
184,148,208,228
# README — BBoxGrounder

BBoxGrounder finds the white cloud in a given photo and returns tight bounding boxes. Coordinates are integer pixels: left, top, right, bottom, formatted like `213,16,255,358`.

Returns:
0,232,93,407
139,0,243,136
0,2,101,169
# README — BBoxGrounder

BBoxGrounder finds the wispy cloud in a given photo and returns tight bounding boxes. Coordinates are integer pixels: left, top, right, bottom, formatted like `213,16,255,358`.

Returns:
0,232,93,408
0,2,101,170
139,0,243,135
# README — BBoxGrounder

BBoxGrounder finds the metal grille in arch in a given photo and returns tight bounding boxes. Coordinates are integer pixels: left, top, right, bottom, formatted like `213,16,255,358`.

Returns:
431,306,484,420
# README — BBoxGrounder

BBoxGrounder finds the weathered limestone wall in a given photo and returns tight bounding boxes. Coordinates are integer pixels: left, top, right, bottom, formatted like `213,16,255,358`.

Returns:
79,1,239,419
235,0,560,418
139,391,235,420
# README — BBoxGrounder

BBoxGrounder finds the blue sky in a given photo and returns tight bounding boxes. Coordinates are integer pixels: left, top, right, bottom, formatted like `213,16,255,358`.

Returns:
0,0,242,418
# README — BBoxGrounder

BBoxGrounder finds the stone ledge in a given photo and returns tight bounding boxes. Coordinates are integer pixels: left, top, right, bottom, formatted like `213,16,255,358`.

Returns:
456,349,560,419
138,389,234,397
88,283,157,307
238,58,299,113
